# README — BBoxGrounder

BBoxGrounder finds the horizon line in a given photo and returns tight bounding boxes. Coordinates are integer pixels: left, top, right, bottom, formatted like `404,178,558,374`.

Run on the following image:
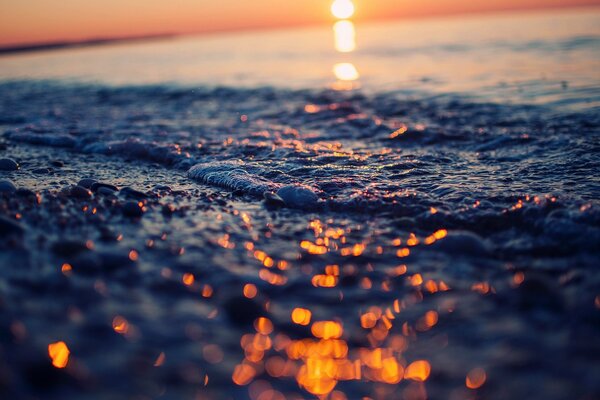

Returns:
0,4,597,56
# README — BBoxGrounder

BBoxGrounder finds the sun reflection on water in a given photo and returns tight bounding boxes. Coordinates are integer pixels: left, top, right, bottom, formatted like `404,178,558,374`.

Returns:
334,20,356,53
225,217,457,398
331,0,359,88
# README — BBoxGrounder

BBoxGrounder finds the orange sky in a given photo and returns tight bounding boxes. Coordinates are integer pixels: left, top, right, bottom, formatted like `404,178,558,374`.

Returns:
0,0,598,47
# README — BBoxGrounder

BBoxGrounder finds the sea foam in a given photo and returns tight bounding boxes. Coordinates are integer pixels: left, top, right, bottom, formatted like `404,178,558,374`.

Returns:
188,162,320,209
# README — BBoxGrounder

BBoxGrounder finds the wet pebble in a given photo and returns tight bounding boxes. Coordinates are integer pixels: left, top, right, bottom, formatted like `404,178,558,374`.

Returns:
0,179,17,193
32,167,52,174
264,191,286,208
91,182,119,193
0,158,19,171
276,185,319,209
121,187,147,199
154,185,172,193
123,200,145,217
97,186,117,196
69,185,92,199
77,178,98,189
50,160,64,167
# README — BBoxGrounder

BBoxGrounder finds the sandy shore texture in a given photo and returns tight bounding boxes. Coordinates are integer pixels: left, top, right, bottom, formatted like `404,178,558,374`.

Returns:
1,81,599,399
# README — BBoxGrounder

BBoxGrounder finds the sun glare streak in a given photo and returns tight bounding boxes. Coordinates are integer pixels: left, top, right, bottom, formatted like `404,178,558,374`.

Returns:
333,20,356,53
331,0,355,19
333,63,359,81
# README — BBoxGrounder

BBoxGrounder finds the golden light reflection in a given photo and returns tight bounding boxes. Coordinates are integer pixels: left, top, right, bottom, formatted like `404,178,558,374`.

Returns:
331,0,359,88
229,218,456,398
331,0,355,19
404,360,431,381
48,341,70,368
244,283,258,299
333,63,359,81
466,367,487,389
154,351,166,367
112,316,129,335
292,308,312,326
61,263,72,275
333,20,356,53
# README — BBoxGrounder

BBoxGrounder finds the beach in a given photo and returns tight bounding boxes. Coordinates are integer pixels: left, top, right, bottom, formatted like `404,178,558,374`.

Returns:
1,7,599,400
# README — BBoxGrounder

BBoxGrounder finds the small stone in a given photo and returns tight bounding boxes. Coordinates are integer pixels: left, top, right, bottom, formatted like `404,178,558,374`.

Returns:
276,185,320,209
154,185,172,193
77,178,98,189
0,158,19,171
91,182,119,193
97,187,117,196
50,160,64,167
32,168,52,174
69,185,92,199
123,201,145,217
121,187,148,199
0,180,17,193
263,191,285,207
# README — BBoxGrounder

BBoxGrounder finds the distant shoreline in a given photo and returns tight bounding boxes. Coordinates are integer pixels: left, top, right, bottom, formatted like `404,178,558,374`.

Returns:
1,4,597,57
0,33,176,56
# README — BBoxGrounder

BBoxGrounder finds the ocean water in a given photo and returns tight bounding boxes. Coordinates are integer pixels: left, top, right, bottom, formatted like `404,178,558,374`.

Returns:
0,7,599,400
1,8,599,108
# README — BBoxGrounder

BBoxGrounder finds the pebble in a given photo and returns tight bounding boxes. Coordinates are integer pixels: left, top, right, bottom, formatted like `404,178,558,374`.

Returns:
0,179,17,193
50,160,64,167
69,185,93,199
91,182,119,193
97,187,118,196
0,215,24,235
121,187,148,199
263,191,286,207
123,200,145,217
276,185,319,209
77,178,98,189
154,185,172,192
0,158,19,171
15,188,39,203
32,168,52,174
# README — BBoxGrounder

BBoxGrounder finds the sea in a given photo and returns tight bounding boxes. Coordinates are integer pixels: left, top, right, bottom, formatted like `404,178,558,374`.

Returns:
0,7,599,400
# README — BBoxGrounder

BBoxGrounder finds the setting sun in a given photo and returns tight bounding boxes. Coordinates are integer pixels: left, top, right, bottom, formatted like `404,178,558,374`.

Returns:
331,0,355,19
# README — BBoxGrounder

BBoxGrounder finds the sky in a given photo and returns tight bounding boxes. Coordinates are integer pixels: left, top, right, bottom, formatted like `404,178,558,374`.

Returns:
0,0,598,47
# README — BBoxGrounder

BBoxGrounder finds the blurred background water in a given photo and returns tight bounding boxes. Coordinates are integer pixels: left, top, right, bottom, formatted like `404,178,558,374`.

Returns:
0,7,599,109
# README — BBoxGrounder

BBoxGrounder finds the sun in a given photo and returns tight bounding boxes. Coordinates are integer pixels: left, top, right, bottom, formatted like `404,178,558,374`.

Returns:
331,0,355,19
